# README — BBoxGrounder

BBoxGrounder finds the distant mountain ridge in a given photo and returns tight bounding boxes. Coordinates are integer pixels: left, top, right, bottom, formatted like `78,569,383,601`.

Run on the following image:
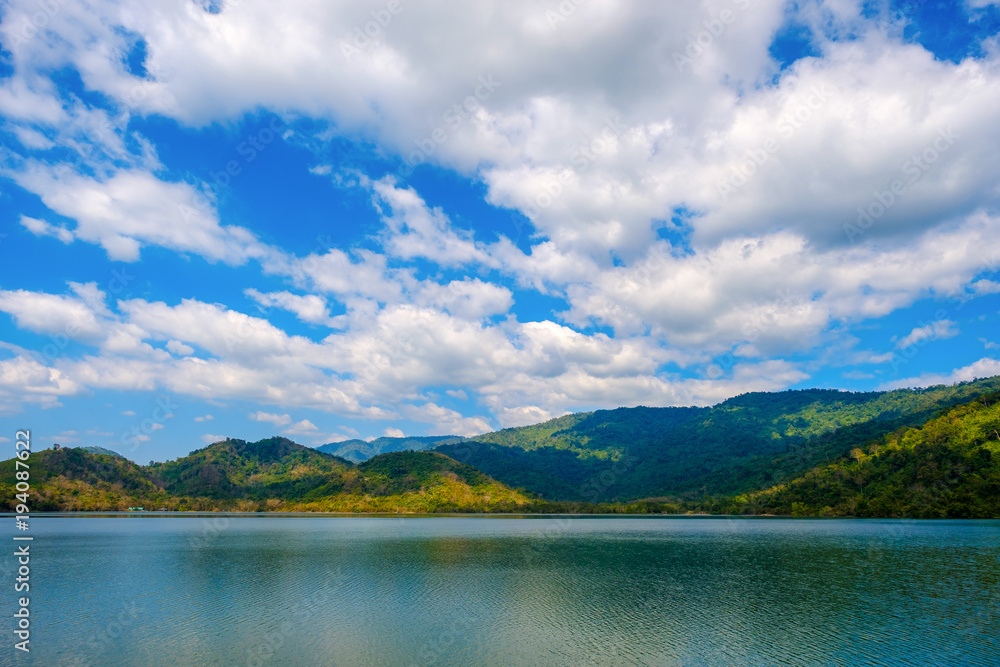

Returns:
316,435,464,463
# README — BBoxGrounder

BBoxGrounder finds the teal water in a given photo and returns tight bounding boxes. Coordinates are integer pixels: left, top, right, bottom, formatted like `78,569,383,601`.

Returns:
6,516,999,666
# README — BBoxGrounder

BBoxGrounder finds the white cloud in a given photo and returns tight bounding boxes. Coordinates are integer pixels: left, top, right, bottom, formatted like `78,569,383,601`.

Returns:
166,340,194,356
971,280,1000,296
879,357,1000,390
382,427,405,438
401,403,492,437
0,283,109,341
20,215,74,244
282,419,320,436
8,163,272,264
372,178,498,268
250,411,292,426
201,433,227,444
0,354,80,414
895,320,959,349
244,289,334,326
194,414,214,422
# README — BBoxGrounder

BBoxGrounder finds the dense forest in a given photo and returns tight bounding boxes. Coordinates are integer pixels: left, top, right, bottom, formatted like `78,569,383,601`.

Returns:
438,377,1000,503
708,392,1000,518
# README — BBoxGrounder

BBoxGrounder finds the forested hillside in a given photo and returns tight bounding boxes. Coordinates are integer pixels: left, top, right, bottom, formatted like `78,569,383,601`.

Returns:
438,378,1000,502
721,393,1000,518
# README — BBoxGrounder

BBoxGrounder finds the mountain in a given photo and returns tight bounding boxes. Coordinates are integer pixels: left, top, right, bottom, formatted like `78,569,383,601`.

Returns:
732,391,1000,518
436,377,1000,502
0,438,530,513
0,445,171,511
316,435,464,463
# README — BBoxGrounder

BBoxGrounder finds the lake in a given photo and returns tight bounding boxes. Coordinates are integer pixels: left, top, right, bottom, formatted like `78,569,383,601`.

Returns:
8,515,1000,666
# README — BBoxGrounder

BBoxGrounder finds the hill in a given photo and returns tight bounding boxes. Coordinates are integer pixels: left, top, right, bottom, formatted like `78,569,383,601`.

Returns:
437,377,1000,502
724,392,1000,518
316,435,463,463
148,437,356,501
0,439,530,513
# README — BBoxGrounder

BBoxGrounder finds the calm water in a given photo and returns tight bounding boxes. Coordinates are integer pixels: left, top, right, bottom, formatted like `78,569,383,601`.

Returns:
5,516,999,666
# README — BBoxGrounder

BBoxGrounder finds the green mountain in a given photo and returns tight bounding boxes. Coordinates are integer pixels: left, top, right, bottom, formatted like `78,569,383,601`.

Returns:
436,377,1000,502
726,392,1000,518
0,438,530,513
148,437,356,500
316,435,464,463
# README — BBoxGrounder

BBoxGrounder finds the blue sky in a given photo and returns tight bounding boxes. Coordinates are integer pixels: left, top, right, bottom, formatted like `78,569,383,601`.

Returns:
0,0,998,463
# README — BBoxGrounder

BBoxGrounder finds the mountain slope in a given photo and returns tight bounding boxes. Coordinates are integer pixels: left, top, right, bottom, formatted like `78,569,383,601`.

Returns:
737,392,1000,518
0,446,171,510
438,377,1000,502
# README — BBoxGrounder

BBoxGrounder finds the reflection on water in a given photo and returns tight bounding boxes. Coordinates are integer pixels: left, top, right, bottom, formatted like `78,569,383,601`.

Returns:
18,516,1000,666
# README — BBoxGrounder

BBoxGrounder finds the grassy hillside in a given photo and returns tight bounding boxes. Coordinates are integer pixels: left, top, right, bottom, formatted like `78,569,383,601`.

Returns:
439,377,1000,502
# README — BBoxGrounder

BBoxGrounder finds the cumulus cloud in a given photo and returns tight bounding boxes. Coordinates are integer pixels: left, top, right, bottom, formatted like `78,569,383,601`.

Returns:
7,163,271,264
249,411,292,426
244,289,334,326
20,216,74,244
879,357,1000,390
895,320,959,349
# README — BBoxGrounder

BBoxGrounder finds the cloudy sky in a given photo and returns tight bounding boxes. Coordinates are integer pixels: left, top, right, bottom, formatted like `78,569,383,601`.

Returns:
1,0,999,462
